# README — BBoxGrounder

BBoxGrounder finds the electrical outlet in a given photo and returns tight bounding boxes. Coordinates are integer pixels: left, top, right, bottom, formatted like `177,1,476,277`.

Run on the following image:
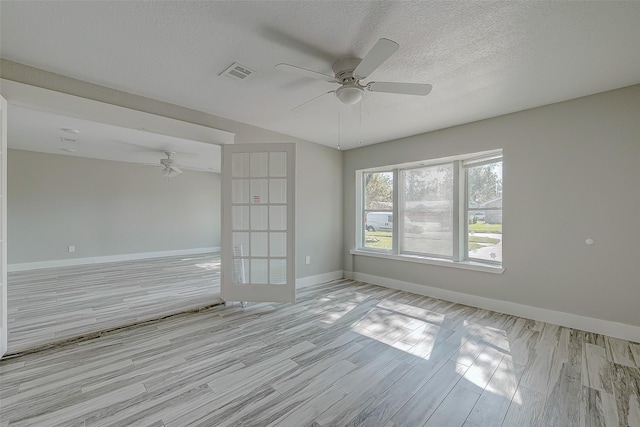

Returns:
68,245,75,253
305,256,311,265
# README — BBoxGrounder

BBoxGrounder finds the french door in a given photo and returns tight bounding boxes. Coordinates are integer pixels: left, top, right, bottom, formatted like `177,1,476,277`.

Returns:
221,143,296,303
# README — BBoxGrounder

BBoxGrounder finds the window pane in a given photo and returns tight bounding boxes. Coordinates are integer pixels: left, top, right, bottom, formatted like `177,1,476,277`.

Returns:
468,209,502,263
467,160,502,263
364,172,393,251
401,164,453,257
468,161,502,209
364,172,393,210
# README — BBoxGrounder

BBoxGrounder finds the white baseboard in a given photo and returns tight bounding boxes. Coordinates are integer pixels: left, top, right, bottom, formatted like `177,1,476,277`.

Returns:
345,271,640,343
297,270,344,289
8,247,221,272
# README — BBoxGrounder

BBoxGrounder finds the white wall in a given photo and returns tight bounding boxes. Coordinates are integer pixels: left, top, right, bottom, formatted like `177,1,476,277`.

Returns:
8,149,220,264
343,85,640,328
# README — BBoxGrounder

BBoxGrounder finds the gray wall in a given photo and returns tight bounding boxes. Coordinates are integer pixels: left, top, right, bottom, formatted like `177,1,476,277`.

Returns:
295,140,343,277
1,61,344,278
8,149,221,264
343,85,640,327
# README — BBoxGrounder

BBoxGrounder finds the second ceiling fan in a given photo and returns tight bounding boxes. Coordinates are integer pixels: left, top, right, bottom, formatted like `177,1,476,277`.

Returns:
275,38,432,109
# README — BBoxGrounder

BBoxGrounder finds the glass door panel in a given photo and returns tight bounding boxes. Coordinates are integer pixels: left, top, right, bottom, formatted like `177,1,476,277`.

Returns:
221,143,295,303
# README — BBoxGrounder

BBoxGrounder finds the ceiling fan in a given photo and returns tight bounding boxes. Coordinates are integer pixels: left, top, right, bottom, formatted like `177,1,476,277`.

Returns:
160,151,183,178
275,38,432,109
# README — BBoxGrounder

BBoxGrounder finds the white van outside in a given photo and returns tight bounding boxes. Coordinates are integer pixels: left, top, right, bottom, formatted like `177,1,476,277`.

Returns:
365,212,393,231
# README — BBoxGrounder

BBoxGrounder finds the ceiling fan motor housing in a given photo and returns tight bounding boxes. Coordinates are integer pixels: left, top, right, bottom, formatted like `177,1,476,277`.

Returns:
160,151,176,167
333,58,365,104
332,58,362,82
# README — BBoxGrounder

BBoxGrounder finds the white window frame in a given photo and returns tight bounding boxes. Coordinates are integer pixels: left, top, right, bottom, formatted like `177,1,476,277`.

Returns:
352,150,504,274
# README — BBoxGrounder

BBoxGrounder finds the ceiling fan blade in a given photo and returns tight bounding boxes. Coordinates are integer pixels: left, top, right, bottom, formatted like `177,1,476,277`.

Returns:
275,63,338,83
163,165,182,178
291,90,335,111
353,38,399,79
367,82,433,96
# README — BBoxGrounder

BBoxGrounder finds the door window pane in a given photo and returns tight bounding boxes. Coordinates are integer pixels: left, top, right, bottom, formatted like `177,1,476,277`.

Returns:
251,259,268,284
401,164,453,257
232,179,250,204
269,179,287,203
250,152,268,177
250,232,268,257
251,179,268,204
232,206,250,230
269,206,286,230
270,259,287,284
232,232,250,257
269,152,287,177
232,153,250,177
250,206,268,230
270,232,286,257
232,258,249,284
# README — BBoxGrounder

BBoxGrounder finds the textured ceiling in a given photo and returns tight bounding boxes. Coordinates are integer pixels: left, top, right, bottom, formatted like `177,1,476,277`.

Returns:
1,1,640,150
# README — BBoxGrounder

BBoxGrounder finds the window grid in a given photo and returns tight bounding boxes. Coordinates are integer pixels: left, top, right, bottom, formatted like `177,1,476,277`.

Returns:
231,151,289,285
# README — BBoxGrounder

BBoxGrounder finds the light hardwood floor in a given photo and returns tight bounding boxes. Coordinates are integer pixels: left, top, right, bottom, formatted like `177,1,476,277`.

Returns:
1,279,639,426
7,253,222,353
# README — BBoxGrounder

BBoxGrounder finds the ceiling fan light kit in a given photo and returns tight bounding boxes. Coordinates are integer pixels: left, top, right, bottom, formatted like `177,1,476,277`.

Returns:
335,85,364,105
159,151,183,178
162,167,181,178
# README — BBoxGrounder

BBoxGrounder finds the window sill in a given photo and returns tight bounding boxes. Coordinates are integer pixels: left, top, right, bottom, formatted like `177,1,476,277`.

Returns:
349,249,505,274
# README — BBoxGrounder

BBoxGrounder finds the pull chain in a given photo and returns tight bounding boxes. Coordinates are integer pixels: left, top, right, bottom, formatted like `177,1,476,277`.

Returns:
337,99,341,150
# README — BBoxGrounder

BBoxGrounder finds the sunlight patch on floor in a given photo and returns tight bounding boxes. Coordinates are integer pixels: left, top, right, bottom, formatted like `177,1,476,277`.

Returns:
348,303,448,359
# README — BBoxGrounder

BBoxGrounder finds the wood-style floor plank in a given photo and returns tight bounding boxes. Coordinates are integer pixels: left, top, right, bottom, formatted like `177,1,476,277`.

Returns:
7,253,221,353
1,278,639,426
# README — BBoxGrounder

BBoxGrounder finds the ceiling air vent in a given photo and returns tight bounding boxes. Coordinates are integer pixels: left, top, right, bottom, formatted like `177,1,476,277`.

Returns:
220,62,256,81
